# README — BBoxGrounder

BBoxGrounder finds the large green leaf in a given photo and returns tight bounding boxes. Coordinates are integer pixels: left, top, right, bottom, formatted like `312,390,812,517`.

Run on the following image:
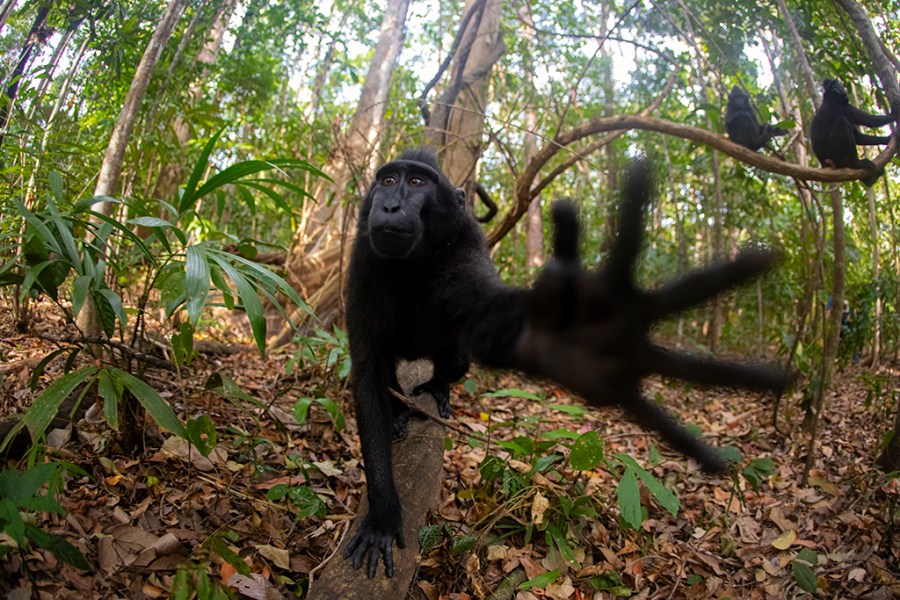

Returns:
617,453,680,516
107,368,187,438
184,245,211,325
180,128,225,212
569,431,604,471
616,467,642,529
24,368,98,442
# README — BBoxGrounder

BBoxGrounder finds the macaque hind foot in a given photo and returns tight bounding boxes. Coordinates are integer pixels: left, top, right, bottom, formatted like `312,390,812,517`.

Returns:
412,378,452,418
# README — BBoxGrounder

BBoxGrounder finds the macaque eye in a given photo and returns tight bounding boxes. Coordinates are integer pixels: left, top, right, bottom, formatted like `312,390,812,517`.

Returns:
408,175,426,187
381,175,397,186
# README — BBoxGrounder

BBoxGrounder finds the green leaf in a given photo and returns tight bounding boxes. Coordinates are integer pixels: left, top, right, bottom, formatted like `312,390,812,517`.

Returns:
315,398,345,431
541,429,581,440
519,569,560,590
569,431,605,471
207,255,266,355
617,454,680,517
791,559,817,593
24,368,97,442
206,533,251,577
128,216,176,229
97,288,127,329
48,171,65,202
186,416,217,457
181,128,225,212
483,388,543,401
72,275,92,318
92,290,117,337
107,368,187,438
96,370,121,430
451,534,478,555
616,467,642,529
795,548,818,565
24,523,90,570
418,525,443,553
0,498,25,544
547,403,586,416
184,246,211,325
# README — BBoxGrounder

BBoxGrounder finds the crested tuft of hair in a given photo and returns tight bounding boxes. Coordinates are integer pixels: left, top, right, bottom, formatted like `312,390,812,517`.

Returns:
398,147,441,170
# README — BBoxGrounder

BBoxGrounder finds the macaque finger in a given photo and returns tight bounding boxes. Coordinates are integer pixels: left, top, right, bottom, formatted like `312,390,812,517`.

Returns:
607,161,652,286
550,198,579,263
619,389,728,473
644,346,792,394
645,248,777,320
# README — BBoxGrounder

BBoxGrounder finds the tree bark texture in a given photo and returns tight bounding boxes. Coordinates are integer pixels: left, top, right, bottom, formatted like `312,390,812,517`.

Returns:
308,361,444,600
92,0,187,203
0,5,50,147
834,0,900,103
77,0,187,338
802,187,845,484
426,0,504,203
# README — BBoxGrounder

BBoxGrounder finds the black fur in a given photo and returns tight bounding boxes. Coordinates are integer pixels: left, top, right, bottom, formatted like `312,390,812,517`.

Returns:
810,79,897,187
725,86,788,151
344,149,790,578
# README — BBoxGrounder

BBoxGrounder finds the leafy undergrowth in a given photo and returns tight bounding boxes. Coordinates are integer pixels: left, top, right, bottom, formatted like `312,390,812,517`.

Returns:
1,300,898,599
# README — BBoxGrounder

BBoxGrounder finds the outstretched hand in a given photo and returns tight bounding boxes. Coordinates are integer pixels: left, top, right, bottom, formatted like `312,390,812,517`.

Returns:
516,162,791,473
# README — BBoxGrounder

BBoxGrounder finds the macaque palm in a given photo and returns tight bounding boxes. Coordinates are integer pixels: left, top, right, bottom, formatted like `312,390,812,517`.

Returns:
344,150,789,578
518,164,787,473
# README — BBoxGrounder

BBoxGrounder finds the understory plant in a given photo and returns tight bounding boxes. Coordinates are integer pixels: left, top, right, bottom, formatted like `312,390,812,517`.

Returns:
0,129,325,453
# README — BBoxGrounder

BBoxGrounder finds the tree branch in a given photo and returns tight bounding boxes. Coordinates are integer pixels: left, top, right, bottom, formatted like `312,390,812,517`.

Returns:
486,113,898,246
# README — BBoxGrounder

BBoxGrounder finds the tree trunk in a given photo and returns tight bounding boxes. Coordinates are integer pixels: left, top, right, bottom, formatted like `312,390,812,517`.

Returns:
307,361,444,598
147,0,236,204
520,4,542,270
425,0,504,201
865,184,881,367
0,5,50,147
78,0,187,338
328,0,411,199
876,388,900,471
0,0,16,35
706,146,724,353
775,0,820,106
274,0,411,345
24,34,91,204
833,0,900,103
26,19,80,123
91,0,187,207
802,187,845,485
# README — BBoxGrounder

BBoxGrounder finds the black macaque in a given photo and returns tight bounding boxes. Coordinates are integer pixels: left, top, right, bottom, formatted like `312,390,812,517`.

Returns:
725,86,788,151
344,148,790,578
810,78,898,187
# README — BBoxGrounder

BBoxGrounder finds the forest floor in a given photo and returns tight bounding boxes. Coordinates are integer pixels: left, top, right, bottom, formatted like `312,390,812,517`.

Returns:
0,297,899,600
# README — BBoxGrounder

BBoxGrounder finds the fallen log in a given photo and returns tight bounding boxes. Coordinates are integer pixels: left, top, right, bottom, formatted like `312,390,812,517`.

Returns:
307,360,445,599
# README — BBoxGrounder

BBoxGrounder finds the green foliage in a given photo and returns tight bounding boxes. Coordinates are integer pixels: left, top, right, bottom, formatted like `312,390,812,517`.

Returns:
0,462,90,570
286,326,351,382
791,548,819,594
590,571,633,596
170,566,234,600
293,397,345,431
203,531,251,577
0,130,323,455
520,569,560,590
266,484,327,519
569,431,604,471
741,457,776,493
